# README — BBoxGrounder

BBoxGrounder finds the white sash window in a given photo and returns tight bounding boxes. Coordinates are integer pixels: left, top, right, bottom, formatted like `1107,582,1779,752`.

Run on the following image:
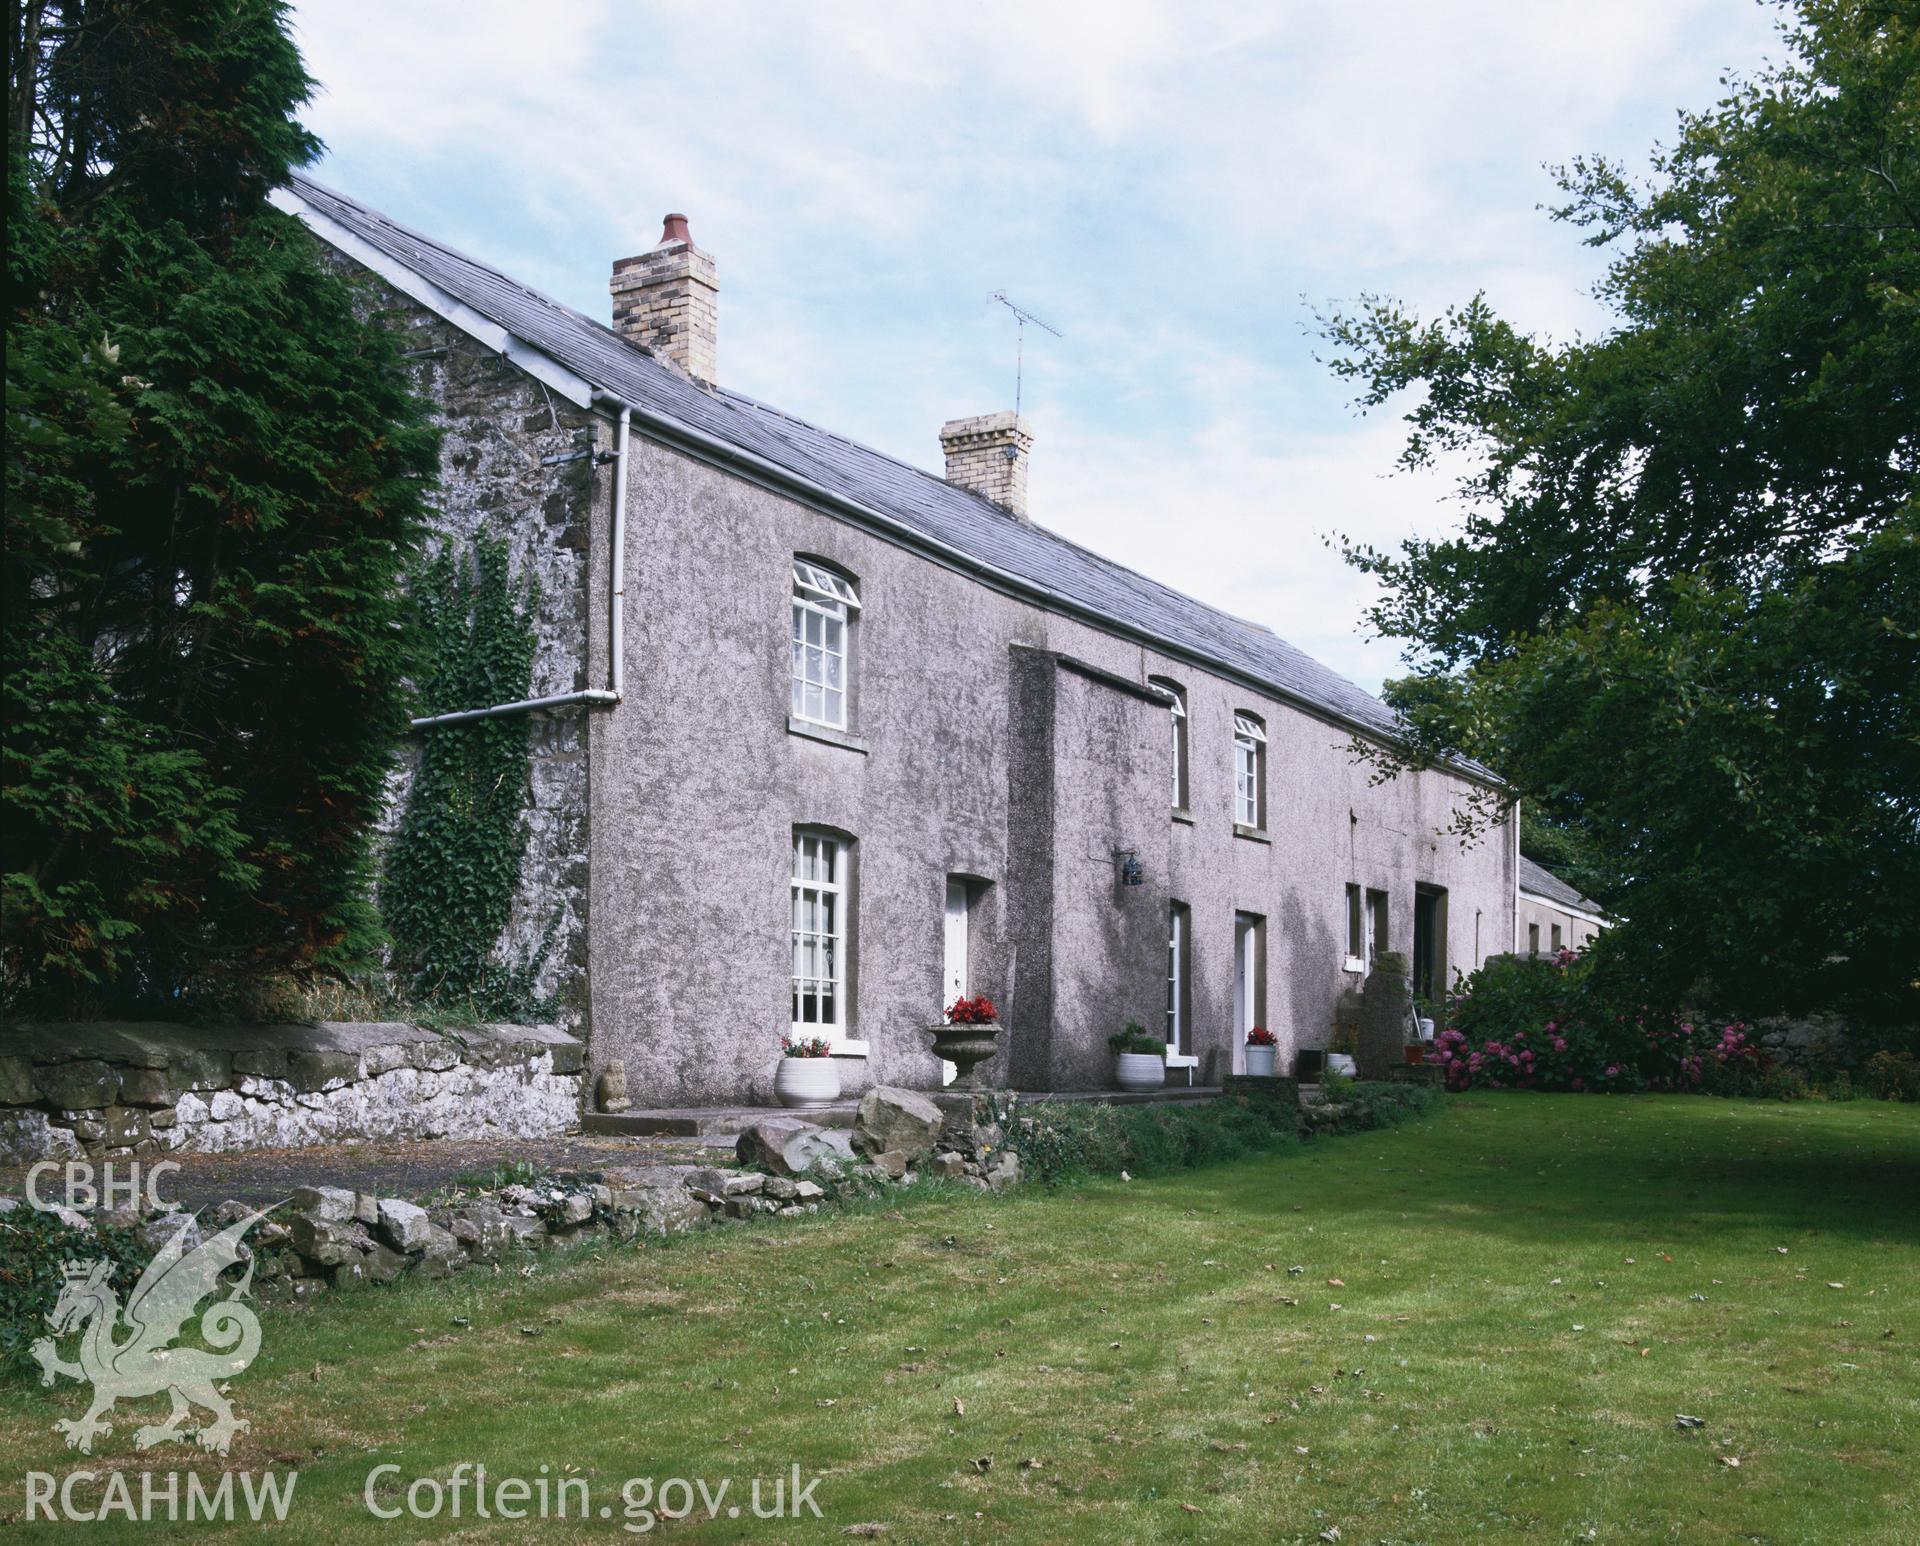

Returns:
791,560,859,729
1232,712,1266,829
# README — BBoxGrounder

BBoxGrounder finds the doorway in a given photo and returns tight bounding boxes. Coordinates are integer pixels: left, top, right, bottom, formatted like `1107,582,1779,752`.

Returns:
1412,884,1447,1004
1233,911,1265,1073
942,877,981,1086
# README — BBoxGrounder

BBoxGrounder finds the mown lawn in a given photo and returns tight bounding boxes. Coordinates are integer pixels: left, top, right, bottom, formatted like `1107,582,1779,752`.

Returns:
2,1095,1916,1543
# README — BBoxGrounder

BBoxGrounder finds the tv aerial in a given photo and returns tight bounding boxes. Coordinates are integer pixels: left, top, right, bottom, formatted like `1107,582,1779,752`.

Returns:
989,291,1062,418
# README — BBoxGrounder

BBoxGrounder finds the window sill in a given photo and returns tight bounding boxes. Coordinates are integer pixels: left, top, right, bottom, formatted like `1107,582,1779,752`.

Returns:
1165,1052,1199,1069
1233,824,1270,844
831,1040,869,1058
1170,807,1194,826
787,715,868,755
1342,955,1367,975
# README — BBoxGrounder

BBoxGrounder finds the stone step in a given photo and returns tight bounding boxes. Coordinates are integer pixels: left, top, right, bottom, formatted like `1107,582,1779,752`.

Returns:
581,1086,1222,1137
583,1104,858,1137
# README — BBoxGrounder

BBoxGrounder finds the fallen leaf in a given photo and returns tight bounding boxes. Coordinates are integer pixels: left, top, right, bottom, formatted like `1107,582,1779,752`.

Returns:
1181,1503,1203,1514
1828,1282,1846,1290
1328,1278,1346,1287
970,1455,993,1473
952,1398,966,1417
1675,1414,1706,1430
1019,1458,1043,1471
843,1525,888,1538
1719,1455,1741,1468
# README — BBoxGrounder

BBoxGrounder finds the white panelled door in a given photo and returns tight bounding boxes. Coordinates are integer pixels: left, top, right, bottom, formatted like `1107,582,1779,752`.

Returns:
941,879,969,1086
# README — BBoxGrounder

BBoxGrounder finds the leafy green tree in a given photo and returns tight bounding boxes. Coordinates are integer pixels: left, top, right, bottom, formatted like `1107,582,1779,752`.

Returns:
1321,0,1918,1024
3,0,435,1011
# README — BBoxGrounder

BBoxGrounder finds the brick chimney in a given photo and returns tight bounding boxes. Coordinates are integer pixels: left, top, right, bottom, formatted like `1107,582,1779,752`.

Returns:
610,213,718,383
939,411,1034,519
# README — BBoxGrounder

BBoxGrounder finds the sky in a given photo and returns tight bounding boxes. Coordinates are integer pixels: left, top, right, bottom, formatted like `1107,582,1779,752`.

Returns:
287,0,1785,694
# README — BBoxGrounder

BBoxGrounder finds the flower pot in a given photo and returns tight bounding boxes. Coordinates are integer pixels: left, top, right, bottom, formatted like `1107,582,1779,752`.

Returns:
1404,1043,1426,1066
775,1057,841,1109
1245,1044,1278,1077
1325,1053,1358,1078
929,1022,1001,1090
1114,1051,1165,1092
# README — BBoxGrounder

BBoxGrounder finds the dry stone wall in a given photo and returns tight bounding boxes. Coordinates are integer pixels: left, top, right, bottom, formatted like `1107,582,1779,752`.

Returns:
0,1021,583,1163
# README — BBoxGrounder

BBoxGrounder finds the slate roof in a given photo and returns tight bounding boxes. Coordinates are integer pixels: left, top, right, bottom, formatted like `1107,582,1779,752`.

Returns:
1518,855,1605,916
285,171,1478,764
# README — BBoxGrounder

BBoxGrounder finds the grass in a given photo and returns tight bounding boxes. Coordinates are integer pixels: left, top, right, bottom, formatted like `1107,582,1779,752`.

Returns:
2,1094,1916,1543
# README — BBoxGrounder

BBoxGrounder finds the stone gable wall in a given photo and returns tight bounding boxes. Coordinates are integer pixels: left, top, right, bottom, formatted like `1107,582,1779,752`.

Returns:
327,252,606,1033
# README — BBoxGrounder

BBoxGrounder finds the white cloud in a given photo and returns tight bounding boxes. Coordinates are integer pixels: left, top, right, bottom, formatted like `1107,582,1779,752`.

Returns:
288,0,1782,691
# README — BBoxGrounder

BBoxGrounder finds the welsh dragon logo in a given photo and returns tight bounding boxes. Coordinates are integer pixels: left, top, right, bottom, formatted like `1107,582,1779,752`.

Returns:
31,1204,277,1455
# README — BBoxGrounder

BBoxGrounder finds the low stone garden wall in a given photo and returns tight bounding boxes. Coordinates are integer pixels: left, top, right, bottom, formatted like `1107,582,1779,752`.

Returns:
0,1020,584,1163
5,1087,1019,1299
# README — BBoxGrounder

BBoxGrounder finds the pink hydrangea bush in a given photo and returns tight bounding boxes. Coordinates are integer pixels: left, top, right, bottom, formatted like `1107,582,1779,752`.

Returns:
1432,948,1766,1095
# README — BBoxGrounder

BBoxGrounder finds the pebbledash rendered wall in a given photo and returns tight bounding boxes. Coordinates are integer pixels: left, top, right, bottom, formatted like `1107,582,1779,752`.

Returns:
583,434,1517,1106
323,254,1513,1111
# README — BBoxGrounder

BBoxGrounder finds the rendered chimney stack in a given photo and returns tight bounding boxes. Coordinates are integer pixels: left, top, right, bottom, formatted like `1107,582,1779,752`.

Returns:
610,213,718,383
939,411,1035,519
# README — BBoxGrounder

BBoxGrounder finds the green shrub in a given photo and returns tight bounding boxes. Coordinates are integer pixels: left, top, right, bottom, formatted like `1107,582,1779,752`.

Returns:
1314,1081,1440,1135
1863,1050,1920,1101
0,1209,150,1379
1004,1095,1299,1187
1107,1023,1163,1056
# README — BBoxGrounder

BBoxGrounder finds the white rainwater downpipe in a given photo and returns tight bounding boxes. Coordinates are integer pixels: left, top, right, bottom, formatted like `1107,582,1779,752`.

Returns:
409,397,631,729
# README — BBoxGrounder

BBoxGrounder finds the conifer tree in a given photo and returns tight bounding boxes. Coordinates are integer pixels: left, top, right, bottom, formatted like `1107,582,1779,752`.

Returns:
4,0,436,1010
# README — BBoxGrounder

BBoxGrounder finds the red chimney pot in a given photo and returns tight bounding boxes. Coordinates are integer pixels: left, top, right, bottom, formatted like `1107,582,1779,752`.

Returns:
657,213,692,247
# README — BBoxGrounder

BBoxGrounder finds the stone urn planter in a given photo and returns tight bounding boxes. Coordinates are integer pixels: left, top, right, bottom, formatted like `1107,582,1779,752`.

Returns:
932,994,1003,1091
1114,1052,1165,1092
1245,1043,1278,1077
775,1053,841,1109
928,1022,1001,1090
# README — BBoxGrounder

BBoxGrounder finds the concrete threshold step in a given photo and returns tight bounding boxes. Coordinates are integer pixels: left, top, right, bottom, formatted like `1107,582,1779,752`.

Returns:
582,1086,1221,1138
584,1104,858,1137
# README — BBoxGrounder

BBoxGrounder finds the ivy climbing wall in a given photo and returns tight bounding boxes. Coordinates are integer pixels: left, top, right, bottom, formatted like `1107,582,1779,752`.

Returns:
333,256,603,1035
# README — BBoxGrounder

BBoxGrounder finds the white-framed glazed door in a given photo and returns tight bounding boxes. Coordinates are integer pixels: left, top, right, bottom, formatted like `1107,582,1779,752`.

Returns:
1233,912,1256,1074
941,879,969,1085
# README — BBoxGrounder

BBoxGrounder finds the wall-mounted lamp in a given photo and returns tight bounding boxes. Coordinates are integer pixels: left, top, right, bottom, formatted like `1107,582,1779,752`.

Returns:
1114,849,1144,887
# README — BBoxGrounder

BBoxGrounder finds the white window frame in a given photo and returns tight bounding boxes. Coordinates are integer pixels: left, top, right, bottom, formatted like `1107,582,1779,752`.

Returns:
1365,888,1388,968
790,559,858,731
1232,712,1266,829
1344,884,1366,973
1151,678,1188,810
1166,902,1196,1068
791,831,864,1053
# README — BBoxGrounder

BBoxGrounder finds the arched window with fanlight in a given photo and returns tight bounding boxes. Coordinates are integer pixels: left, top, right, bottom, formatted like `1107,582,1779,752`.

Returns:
1149,677,1188,810
1232,711,1266,831
790,558,860,730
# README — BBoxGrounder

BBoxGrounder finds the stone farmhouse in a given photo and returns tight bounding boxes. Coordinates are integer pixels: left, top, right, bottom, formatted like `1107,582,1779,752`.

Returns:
274,174,1520,1109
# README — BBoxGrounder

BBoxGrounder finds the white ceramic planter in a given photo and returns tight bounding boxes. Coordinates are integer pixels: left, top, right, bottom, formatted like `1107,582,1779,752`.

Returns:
1245,1044,1278,1077
775,1057,841,1109
1325,1053,1358,1078
1417,1018,1435,1041
1114,1051,1166,1092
